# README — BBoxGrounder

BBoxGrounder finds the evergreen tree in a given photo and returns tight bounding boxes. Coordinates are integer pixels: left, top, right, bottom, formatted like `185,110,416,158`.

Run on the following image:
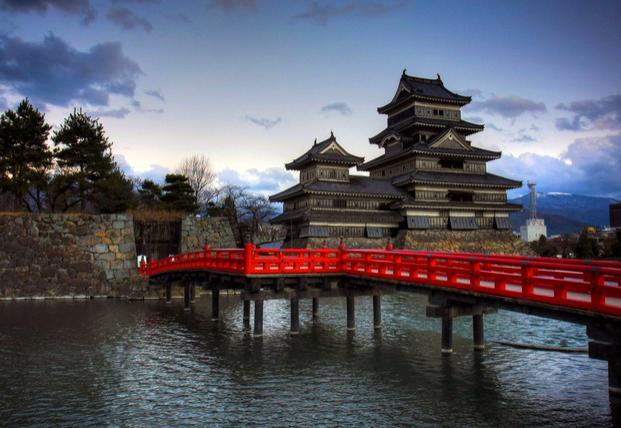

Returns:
92,168,136,214
161,174,198,213
0,99,53,211
138,179,163,209
574,229,598,259
52,109,117,211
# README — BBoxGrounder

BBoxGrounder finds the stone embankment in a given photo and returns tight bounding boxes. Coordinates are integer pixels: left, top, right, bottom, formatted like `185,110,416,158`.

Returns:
0,213,235,300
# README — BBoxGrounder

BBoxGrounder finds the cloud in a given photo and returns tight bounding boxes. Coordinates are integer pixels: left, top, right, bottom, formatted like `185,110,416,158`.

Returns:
106,7,153,32
213,0,256,10
218,167,296,195
145,89,165,102
556,94,621,131
320,102,352,116
245,115,281,129
294,0,404,24
130,99,164,114
0,0,95,23
490,133,621,198
468,95,546,119
460,88,484,99
486,123,503,131
116,154,169,182
87,107,131,118
511,133,536,143
0,34,142,108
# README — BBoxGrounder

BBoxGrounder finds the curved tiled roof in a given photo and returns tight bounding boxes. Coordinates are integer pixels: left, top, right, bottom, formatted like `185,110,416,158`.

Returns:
392,171,522,189
285,132,364,170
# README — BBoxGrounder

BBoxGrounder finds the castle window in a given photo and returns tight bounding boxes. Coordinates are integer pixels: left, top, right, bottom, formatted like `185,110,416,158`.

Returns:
332,199,346,209
448,191,473,202
439,159,464,169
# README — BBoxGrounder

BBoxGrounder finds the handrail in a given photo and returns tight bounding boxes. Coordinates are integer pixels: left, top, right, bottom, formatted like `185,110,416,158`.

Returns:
140,244,621,317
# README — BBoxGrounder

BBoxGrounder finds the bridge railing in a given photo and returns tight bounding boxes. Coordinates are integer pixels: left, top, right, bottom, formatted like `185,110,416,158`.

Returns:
140,244,621,317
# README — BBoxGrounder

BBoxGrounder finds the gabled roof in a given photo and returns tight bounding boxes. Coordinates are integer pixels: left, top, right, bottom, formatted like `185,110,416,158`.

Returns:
392,170,522,189
378,71,472,114
269,175,405,202
369,118,484,145
285,132,364,170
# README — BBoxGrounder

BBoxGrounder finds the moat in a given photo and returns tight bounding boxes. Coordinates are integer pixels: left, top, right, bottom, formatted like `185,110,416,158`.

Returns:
1,294,618,426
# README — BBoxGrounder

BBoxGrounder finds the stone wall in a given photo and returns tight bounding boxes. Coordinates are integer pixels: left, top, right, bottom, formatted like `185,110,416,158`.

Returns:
180,216,237,252
0,213,142,299
395,229,534,255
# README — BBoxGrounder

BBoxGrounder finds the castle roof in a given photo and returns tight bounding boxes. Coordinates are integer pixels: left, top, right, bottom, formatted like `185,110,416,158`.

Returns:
378,71,472,113
285,132,364,170
392,170,522,189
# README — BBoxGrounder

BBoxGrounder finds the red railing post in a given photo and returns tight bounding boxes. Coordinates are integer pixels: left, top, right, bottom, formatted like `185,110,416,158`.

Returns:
244,242,255,274
521,261,533,298
590,267,603,312
338,242,345,271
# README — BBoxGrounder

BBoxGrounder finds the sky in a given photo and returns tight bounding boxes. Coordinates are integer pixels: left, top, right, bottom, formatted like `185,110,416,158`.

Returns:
0,0,620,199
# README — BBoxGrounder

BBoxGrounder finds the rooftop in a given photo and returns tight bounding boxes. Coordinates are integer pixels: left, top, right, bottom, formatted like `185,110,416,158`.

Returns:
285,132,364,170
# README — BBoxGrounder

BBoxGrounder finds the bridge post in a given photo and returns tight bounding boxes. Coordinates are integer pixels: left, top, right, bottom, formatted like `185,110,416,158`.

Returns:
254,299,263,337
373,294,381,329
211,288,220,321
587,322,621,402
165,283,172,304
183,283,190,311
290,297,300,335
441,315,453,354
312,297,319,321
473,314,485,351
190,283,196,303
346,295,355,331
243,299,251,330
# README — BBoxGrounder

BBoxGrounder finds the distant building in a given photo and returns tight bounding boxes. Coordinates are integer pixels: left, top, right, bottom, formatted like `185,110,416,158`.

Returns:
270,71,522,246
520,182,547,242
611,203,621,229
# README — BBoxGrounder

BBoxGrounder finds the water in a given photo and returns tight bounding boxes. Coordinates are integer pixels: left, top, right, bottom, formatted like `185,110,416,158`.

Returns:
0,293,618,427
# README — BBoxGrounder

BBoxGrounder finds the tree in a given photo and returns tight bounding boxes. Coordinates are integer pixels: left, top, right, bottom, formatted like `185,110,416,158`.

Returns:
239,194,276,243
161,174,198,213
176,154,216,211
52,109,116,211
91,168,136,213
138,179,163,209
574,229,598,259
0,99,53,211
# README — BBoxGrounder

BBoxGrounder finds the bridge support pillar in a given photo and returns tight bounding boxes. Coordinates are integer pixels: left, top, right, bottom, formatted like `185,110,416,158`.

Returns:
473,314,485,351
243,300,251,330
373,295,381,329
254,300,263,337
165,283,172,304
427,295,496,355
312,297,319,321
290,298,300,335
190,284,196,303
346,296,355,331
441,315,453,354
587,322,621,402
211,289,220,321
183,283,190,311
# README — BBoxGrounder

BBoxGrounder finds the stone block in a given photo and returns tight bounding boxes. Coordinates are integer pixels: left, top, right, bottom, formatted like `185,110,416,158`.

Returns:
94,243,108,253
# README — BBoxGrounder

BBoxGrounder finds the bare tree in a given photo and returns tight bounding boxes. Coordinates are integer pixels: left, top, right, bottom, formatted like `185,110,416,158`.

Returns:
176,154,216,210
239,194,276,243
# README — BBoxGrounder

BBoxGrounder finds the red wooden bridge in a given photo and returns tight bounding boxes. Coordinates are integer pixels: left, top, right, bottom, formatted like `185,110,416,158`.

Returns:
141,244,621,401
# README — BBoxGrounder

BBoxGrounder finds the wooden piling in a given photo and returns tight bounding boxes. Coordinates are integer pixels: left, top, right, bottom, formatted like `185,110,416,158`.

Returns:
165,283,172,304
473,314,485,351
190,283,196,303
373,295,381,329
290,297,300,335
211,289,220,321
254,299,264,337
346,295,355,331
183,283,190,311
243,299,251,330
312,297,319,321
441,315,453,354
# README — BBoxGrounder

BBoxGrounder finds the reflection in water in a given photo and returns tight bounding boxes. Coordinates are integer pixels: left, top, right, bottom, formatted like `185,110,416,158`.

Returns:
0,293,616,426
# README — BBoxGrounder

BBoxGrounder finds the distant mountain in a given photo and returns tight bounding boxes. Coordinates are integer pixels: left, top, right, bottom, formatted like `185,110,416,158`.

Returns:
509,193,619,235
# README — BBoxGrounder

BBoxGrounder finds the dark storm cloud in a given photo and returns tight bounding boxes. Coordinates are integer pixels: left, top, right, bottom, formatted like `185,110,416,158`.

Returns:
0,0,95,23
0,34,142,107
294,0,404,24
106,7,153,32
468,95,547,119
556,94,621,131
145,89,165,102
320,102,352,116
491,133,621,198
245,115,281,129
